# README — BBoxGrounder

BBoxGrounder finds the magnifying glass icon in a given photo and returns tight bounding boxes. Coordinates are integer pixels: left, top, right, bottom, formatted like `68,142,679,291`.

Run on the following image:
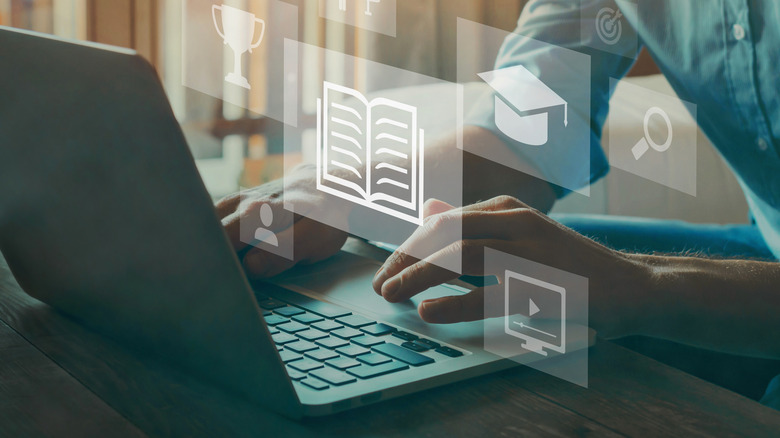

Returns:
632,106,673,160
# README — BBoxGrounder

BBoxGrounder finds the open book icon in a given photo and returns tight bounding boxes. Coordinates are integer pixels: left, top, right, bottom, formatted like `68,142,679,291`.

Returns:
316,82,425,225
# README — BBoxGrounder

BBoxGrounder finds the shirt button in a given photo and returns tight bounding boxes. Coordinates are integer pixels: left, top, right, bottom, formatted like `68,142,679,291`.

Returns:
733,24,746,40
757,137,769,151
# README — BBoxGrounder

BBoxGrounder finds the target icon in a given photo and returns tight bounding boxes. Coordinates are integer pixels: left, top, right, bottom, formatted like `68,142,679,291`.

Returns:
596,7,623,45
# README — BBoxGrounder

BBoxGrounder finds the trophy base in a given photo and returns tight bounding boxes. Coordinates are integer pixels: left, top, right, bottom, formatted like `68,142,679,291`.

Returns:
225,72,251,90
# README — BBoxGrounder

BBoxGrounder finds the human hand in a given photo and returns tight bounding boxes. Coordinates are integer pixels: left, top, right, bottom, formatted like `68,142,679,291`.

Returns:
372,196,651,338
216,165,350,279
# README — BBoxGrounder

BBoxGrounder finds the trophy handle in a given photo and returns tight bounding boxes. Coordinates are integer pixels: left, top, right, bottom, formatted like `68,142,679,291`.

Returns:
249,18,265,53
212,4,226,41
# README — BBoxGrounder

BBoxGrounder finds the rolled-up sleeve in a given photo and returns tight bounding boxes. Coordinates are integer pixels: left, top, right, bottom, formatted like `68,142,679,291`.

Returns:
466,0,641,197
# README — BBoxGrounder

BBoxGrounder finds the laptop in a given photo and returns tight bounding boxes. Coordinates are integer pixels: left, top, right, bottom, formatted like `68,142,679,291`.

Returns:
0,26,592,418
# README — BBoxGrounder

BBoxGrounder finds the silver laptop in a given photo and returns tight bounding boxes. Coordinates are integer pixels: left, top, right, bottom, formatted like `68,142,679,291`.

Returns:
0,26,592,418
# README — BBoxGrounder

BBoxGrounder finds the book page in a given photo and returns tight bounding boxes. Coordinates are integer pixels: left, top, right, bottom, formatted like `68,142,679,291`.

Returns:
367,98,418,212
321,82,370,198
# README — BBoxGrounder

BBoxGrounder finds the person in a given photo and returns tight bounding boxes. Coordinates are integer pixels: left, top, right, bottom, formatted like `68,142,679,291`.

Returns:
217,0,780,408
253,203,279,247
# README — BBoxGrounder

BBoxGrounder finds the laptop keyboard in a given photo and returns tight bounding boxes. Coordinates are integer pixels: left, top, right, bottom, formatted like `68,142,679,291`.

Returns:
255,294,466,392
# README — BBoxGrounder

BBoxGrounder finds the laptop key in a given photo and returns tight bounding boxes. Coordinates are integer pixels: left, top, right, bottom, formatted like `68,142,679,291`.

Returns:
286,367,307,381
292,312,324,324
357,353,392,366
279,350,303,363
392,331,418,342
300,378,329,391
315,337,350,349
336,314,375,328
435,346,464,358
264,314,290,326
257,299,286,310
272,333,298,345
297,329,329,342
326,357,361,370
277,321,308,334
289,359,324,373
275,306,305,317
403,341,429,352
312,320,343,332
352,335,385,348
305,348,339,362
347,361,409,379
285,341,318,354
310,368,357,386
331,327,363,339
291,298,352,319
336,345,370,358
268,327,280,335
373,343,434,366
415,339,441,349
361,323,396,336
262,310,272,316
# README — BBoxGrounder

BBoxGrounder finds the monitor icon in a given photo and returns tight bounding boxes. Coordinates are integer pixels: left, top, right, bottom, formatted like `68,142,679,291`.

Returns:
504,270,566,356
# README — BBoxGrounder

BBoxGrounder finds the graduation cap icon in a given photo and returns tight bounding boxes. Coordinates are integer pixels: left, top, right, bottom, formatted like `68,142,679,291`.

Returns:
478,65,568,146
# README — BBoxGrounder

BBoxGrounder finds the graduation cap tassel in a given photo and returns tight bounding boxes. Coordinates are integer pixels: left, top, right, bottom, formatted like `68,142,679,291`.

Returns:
564,102,568,127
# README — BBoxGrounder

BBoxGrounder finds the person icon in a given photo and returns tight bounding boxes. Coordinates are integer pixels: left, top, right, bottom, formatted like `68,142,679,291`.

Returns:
253,203,279,247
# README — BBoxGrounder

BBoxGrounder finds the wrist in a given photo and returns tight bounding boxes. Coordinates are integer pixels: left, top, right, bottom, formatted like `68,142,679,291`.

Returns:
621,252,672,337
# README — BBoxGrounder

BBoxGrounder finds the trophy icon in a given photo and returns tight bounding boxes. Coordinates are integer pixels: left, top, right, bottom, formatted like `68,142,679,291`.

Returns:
212,4,265,90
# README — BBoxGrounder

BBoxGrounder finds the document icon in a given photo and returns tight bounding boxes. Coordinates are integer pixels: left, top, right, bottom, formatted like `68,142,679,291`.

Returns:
316,82,424,225
478,65,568,146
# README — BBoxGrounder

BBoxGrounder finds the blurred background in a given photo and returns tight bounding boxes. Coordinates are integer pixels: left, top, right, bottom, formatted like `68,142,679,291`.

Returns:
0,0,748,223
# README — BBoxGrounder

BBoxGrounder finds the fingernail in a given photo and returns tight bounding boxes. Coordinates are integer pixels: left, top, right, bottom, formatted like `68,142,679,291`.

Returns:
381,275,401,301
373,268,387,294
419,299,440,322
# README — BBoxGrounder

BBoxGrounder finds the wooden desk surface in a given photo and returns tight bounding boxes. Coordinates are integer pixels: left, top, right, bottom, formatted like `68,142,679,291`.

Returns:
2,251,780,438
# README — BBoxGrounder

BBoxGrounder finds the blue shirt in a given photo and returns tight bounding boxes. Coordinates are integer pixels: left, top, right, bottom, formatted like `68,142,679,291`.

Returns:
469,0,780,261
469,0,780,409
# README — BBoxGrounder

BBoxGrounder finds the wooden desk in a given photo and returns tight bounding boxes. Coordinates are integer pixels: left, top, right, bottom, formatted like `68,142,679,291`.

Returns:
2,252,780,437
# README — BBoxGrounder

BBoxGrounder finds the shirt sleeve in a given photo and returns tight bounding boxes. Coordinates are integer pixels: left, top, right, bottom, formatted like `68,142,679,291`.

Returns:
465,0,642,197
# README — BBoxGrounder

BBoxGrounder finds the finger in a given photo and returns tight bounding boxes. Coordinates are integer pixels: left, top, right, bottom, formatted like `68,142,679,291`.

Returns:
243,217,347,279
418,287,494,324
215,192,242,219
460,195,529,213
394,195,531,266
373,208,538,292
222,200,298,252
423,198,456,216
419,280,549,324
380,239,521,302
371,199,457,293
243,244,297,279
405,196,529,257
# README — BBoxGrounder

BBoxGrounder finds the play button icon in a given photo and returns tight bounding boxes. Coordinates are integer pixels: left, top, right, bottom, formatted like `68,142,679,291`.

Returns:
529,299,540,316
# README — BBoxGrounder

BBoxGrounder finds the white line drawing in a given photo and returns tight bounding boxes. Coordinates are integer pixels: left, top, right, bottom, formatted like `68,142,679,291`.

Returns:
512,321,556,338
364,0,381,15
253,203,279,247
212,3,265,90
504,270,566,356
596,7,623,46
334,0,381,16
479,65,568,147
632,106,673,160
316,81,424,226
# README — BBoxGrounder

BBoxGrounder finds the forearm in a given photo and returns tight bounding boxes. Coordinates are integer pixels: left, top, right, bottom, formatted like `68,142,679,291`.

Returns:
633,254,780,359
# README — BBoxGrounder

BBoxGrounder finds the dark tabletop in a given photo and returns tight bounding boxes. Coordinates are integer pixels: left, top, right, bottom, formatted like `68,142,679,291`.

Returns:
2,246,780,437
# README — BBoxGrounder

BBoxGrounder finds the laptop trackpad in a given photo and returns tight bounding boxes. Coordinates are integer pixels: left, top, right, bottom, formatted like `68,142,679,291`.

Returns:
276,252,467,317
